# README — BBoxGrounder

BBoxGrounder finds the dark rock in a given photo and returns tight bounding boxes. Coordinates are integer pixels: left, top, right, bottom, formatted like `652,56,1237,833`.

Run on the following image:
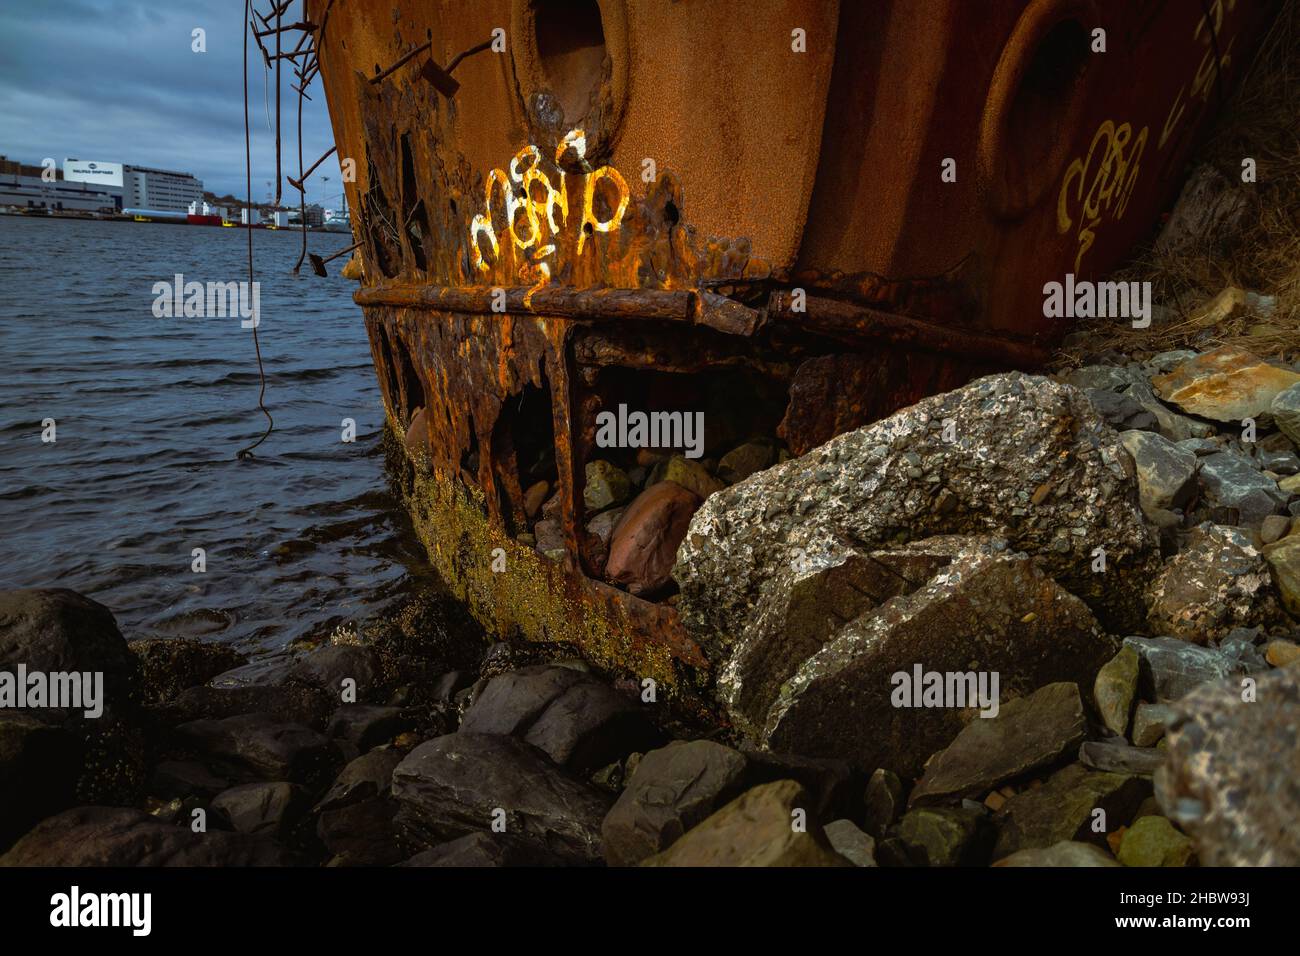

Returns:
1086,388,1154,430
459,665,587,736
1144,524,1284,643
401,832,567,867
992,763,1151,859
1124,635,1268,702
584,459,632,511
1198,452,1287,526
1078,740,1166,776
317,749,404,811
677,373,1160,648
171,683,333,730
391,733,611,863
290,644,380,701
718,441,777,484
1155,665,1300,865
895,805,994,866
1274,382,1300,446
0,713,81,850
148,760,230,800
521,680,662,773
757,537,1115,779
211,782,308,838
0,806,296,866
641,780,850,867
605,480,702,596
326,705,411,753
601,740,749,867
176,712,339,784
1263,536,1300,616
909,683,1086,807
738,747,856,820
0,588,138,712
128,638,246,704
430,670,476,702
863,768,904,839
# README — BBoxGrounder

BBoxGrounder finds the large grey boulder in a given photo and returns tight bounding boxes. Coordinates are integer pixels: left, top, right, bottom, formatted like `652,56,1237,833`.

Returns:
175,712,339,784
1119,430,1198,515
675,373,1158,658
1155,666,1300,865
757,537,1116,778
391,733,611,864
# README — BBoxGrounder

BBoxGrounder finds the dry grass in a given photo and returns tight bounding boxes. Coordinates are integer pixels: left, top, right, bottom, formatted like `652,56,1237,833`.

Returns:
1055,0,1300,368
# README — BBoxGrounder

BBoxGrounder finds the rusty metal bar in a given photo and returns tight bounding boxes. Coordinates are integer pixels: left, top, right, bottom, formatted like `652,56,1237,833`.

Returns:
369,40,432,85
768,291,1050,367
287,145,337,191
355,283,698,322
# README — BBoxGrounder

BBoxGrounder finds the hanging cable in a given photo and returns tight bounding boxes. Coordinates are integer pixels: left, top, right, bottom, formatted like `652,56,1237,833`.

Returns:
237,0,274,460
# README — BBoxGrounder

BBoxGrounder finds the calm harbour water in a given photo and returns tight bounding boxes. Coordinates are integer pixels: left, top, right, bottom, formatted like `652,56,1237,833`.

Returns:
0,215,438,652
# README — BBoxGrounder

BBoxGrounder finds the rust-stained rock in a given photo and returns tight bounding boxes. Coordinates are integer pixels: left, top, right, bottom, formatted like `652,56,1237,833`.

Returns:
1155,666,1300,866
1151,346,1300,424
1144,523,1285,643
606,481,700,597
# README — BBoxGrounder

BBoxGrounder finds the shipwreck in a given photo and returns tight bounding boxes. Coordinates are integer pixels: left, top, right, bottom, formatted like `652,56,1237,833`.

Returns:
302,0,1275,712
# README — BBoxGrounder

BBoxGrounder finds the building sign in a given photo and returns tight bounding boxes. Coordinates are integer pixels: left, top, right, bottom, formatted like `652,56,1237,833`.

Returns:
63,160,124,188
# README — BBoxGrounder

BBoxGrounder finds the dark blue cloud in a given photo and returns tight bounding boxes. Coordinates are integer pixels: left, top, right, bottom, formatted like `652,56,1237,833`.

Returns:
0,0,338,204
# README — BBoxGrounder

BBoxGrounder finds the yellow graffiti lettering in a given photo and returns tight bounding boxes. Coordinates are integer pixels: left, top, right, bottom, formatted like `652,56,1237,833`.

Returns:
469,128,629,282
578,165,630,257
1058,119,1148,274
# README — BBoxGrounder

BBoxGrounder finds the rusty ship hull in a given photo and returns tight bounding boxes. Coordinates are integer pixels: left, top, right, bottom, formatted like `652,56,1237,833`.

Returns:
307,0,1275,708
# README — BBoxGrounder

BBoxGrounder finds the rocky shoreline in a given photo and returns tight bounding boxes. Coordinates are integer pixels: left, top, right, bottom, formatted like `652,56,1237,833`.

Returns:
4,342,1300,866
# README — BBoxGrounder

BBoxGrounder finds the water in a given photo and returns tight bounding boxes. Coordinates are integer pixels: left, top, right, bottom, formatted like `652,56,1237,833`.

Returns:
0,215,439,652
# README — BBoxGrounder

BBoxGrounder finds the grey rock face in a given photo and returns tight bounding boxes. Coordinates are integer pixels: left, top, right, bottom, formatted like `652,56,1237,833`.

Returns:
1123,636,1269,703
909,683,1086,807
391,733,611,863
458,665,587,736
1274,382,1300,447
1078,740,1166,776
675,374,1158,652
824,819,876,866
1119,430,1198,514
1155,666,1300,866
1198,452,1286,525
1144,524,1285,642
1122,382,1215,443
759,537,1115,779
600,739,749,867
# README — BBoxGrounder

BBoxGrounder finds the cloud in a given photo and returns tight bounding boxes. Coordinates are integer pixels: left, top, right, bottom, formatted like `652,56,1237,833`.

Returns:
0,0,338,204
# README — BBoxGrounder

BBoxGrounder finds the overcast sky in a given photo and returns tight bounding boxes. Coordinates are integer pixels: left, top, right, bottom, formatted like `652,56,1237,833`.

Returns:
0,0,338,205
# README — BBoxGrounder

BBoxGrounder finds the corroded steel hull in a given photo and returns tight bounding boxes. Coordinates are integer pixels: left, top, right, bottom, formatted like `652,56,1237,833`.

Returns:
308,0,1275,704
